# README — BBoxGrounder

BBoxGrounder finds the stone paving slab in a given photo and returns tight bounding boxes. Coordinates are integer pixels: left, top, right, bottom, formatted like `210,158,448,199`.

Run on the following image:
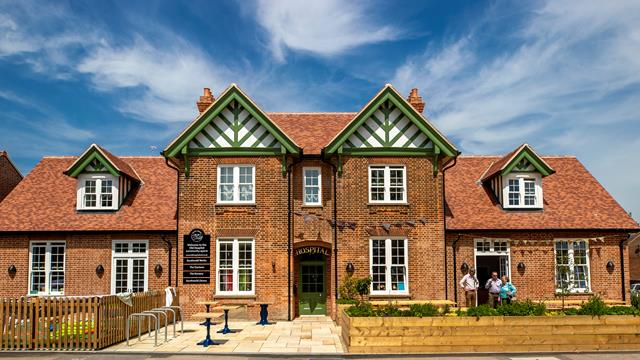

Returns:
106,315,345,354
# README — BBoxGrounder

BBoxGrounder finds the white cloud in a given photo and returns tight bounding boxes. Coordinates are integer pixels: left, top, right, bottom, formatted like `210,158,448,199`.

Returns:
76,38,230,123
392,0,640,220
253,0,398,62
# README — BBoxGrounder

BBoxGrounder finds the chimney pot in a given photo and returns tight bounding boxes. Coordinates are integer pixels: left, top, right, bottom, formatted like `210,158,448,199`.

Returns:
407,88,425,113
197,87,215,113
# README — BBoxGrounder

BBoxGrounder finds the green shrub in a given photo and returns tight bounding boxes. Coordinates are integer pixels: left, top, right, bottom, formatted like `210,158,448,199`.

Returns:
354,277,372,300
409,303,440,317
577,295,608,316
336,298,358,305
465,304,498,317
338,277,358,301
632,293,640,310
345,301,374,317
562,308,579,315
496,300,546,316
606,306,640,316
377,303,403,317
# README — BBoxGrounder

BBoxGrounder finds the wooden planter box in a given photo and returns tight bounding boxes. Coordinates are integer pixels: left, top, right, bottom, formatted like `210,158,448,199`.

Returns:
339,309,640,353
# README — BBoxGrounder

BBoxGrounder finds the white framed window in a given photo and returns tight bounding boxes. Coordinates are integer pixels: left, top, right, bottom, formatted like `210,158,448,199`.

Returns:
303,167,322,205
29,241,65,296
111,240,148,294
217,165,255,204
369,238,408,295
216,238,254,295
502,173,543,209
555,239,590,293
368,165,406,203
76,173,119,210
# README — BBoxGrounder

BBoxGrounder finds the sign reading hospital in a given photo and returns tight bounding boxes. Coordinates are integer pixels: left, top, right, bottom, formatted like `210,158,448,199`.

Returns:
294,246,330,257
183,229,210,258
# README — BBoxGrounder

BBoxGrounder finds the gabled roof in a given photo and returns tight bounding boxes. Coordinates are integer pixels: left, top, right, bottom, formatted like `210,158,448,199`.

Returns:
481,143,554,182
0,150,23,179
0,156,176,232
164,84,301,157
64,144,141,182
324,84,459,157
446,156,640,231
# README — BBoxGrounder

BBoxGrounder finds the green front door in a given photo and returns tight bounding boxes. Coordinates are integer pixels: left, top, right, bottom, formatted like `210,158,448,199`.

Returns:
298,261,326,315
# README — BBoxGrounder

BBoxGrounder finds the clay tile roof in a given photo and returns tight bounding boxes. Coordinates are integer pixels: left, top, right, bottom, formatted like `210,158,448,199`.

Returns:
268,113,356,155
0,157,176,232
95,145,141,182
446,156,640,231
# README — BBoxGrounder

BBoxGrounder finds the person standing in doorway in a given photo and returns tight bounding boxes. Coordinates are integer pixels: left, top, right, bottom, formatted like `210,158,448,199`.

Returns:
499,275,516,305
485,272,502,308
459,268,479,308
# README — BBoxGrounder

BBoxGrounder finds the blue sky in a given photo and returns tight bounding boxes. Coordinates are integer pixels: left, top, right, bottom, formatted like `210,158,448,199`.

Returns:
0,0,639,221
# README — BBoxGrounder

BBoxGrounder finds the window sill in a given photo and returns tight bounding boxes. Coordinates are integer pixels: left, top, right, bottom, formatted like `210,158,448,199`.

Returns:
215,203,257,207
367,202,409,206
213,294,257,299
302,204,323,208
369,294,411,299
554,291,593,296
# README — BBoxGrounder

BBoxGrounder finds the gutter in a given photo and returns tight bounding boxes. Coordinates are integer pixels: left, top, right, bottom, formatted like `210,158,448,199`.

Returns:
452,234,461,305
441,156,457,301
620,233,631,302
164,155,181,288
287,155,303,321
320,157,339,305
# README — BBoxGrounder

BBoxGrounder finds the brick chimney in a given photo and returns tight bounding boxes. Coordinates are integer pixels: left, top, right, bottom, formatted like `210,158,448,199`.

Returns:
196,88,215,113
407,88,425,113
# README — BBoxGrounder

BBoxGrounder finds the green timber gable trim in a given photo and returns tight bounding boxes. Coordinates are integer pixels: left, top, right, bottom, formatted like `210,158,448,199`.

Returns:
324,85,459,158
501,145,555,177
164,84,300,158
65,145,120,178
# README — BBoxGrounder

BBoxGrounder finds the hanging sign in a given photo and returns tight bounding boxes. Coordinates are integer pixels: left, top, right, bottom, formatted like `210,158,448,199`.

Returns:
183,229,211,284
294,246,330,257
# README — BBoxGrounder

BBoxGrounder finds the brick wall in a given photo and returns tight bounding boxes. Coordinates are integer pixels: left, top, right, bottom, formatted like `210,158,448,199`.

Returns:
0,154,22,202
0,232,176,297
176,156,290,320
175,155,445,320
445,231,631,306
335,156,445,303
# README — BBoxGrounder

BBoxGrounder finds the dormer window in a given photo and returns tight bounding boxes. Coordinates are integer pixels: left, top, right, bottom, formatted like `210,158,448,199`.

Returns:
481,144,554,211
503,173,542,209
65,144,141,212
77,174,119,210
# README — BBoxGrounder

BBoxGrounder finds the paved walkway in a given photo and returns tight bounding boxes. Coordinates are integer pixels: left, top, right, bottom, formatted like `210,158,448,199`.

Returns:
107,315,345,354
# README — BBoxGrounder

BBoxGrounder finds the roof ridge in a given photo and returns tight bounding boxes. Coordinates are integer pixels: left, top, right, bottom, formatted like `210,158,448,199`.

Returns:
459,154,576,158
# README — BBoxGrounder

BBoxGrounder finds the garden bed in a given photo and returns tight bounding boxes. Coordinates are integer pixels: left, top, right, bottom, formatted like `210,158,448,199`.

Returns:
339,309,640,353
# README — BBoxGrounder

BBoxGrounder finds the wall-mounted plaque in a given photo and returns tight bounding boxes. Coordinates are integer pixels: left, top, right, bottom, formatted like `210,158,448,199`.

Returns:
183,228,211,284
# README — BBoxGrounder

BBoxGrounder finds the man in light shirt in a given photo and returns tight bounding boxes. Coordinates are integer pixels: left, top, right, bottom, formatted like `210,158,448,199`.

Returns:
485,272,502,308
459,268,479,308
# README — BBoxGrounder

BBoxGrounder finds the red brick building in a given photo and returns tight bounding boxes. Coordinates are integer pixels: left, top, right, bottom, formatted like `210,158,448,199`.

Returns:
0,145,177,297
0,150,23,202
0,84,637,321
163,84,638,319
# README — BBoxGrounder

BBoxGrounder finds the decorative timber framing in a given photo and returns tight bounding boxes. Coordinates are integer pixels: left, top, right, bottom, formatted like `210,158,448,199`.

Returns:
323,84,459,176
163,84,300,177
64,144,134,180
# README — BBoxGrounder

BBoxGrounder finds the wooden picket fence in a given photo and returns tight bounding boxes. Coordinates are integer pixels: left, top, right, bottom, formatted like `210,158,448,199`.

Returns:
0,290,175,351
